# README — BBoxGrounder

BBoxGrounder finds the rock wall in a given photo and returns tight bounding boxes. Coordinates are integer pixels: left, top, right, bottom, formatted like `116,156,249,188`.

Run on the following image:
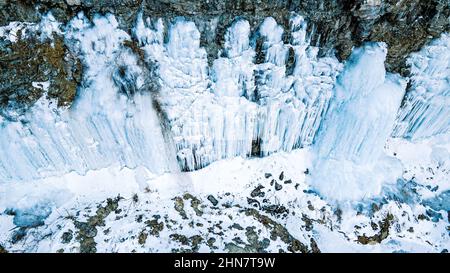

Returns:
1,0,449,74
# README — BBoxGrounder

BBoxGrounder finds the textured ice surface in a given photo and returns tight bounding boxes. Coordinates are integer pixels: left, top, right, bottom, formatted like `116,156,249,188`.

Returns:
0,13,342,223
311,43,406,201
392,34,450,140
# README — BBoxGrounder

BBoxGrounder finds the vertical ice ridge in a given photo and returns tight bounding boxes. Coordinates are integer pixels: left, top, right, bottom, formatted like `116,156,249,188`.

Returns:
392,33,450,140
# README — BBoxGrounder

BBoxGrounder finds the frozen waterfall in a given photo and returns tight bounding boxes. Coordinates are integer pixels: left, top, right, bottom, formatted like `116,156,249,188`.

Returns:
0,14,179,181
0,12,448,204
133,13,341,171
311,43,406,201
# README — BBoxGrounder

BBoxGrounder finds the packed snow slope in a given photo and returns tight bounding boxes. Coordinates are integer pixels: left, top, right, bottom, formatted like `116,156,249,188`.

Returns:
0,145,449,253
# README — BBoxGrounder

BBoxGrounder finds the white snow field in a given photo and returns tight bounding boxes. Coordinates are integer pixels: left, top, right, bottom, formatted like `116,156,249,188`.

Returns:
0,12,448,252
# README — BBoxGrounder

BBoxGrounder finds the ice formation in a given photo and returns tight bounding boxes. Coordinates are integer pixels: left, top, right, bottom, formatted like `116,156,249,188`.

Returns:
0,13,178,182
311,42,406,201
0,11,448,205
0,12,342,207
392,34,450,140
134,13,341,170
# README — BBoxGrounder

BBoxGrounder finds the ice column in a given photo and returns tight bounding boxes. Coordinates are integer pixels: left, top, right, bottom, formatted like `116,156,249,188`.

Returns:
311,43,406,201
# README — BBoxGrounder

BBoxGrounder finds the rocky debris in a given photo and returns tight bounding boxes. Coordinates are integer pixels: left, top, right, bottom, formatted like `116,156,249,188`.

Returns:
225,226,271,253
264,173,272,179
0,34,82,119
274,182,283,191
250,184,265,198
169,233,188,246
227,239,269,253
145,218,164,236
207,237,216,248
0,244,8,253
70,196,122,253
357,213,394,245
170,234,204,253
206,195,218,206
261,205,289,218
173,194,205,219
61,230,73,244
417,214,429,221
334,208,343,223
370,222,378,231
1,186,445,253
230,223,244,230
279,171,284,181
190,235,203,252
302,214,314,232
173,196,187,219
247,197,261,209
11,228,27,244
183,193,204,217
310,238,321,253
138,230,148,245
244,208,309,253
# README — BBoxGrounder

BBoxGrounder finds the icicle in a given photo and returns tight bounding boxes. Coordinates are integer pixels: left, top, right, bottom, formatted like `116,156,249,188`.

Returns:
392,34,450,140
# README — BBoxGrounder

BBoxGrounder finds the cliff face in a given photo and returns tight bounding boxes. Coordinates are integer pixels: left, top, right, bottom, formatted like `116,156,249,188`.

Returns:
1,0,449,74
0,0,449,134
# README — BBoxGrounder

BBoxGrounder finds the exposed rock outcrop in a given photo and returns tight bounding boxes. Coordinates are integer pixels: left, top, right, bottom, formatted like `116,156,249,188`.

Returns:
1,0,448,74
0,32,82,119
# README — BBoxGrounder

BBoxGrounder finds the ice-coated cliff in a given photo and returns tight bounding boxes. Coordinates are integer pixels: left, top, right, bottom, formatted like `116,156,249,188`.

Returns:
0,12,448,203
0,12,341,181
0,13,178,181
1,2,449,254
392,34,450,140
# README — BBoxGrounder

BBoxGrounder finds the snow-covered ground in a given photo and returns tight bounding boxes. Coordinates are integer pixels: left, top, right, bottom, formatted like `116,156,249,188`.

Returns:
1,136,448,253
